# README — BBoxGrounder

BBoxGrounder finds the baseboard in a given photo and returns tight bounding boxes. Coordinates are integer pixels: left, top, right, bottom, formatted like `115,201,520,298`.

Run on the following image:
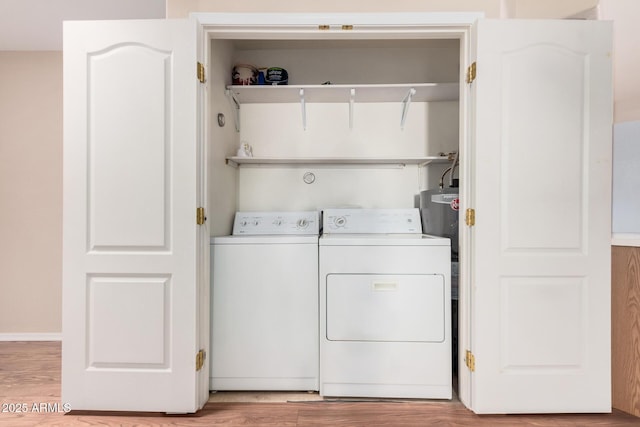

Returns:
0,333,62,342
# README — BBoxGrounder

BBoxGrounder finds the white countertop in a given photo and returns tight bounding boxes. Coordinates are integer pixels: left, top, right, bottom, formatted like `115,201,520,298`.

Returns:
612,233,640,247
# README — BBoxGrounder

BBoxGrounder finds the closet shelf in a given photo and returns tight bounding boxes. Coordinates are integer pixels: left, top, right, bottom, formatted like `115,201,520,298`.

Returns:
225,156,453,168
225,83,459,104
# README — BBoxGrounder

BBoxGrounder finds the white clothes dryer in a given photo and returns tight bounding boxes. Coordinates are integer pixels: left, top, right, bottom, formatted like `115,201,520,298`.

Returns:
210,211,319,391
319,208,451,399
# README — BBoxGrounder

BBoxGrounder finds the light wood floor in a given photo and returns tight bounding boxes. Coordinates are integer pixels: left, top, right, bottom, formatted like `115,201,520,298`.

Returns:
1,341,639,426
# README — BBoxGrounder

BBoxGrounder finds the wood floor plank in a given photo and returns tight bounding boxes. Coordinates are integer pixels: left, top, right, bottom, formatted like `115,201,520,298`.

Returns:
295,401,640,427
1,341,639,426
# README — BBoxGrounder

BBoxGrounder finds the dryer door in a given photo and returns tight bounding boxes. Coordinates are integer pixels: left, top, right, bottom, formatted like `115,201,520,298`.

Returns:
326,274,445,342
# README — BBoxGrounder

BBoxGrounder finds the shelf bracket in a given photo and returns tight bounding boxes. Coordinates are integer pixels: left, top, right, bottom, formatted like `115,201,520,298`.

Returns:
300,89,306,130
225,158,239,168
349,88,355,129
225,89,241,132
400,87,416,130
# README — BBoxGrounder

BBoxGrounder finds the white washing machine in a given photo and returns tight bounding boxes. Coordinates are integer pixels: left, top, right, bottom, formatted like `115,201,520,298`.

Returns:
210,211,319,391
319,208,451,399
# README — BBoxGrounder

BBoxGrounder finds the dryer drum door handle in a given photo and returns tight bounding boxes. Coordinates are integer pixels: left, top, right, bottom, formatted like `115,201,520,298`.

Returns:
372,282,398,291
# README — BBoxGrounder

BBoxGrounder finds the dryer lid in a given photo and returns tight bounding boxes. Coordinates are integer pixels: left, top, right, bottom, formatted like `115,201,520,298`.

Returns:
319,233,449,246
323,208,422,234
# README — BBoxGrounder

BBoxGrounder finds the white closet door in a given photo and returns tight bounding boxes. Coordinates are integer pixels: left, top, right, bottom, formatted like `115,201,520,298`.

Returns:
469,19,612,413
62,19,205,412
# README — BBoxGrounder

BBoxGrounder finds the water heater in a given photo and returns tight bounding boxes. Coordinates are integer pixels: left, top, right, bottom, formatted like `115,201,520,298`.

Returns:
419,187,459,261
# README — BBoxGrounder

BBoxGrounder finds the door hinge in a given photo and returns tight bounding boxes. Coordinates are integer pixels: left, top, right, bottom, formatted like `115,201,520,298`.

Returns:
318,24,330,30
465,350,476,372
196,207,206,225
196,349,206,371
465,208,475,227
466,62,476,84
197,62,206,83
341,24,354,30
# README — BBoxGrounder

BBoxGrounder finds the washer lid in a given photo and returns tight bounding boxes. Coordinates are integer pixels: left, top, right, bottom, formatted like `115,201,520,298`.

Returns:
319,233,450,246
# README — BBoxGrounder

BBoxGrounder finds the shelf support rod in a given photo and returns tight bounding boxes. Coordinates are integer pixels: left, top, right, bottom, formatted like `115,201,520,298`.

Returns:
300,89,306,130
349,88,355,129
225,89,241,132
400,87,416,130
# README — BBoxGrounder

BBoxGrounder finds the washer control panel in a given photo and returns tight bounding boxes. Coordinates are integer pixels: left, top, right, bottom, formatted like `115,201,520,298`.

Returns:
323,208,422,234
232,211,319,235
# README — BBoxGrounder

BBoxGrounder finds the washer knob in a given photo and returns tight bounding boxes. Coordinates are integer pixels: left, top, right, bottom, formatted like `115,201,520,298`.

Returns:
297,219,309,229
334,216,346,227
240,220,248,227
273,219,282,226
252,220,259,226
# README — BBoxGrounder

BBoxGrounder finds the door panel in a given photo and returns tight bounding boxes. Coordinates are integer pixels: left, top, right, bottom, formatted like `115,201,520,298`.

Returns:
63,19,204,412
500,277,585,369
88,44,171,251
469,19,612,413
500,43,586,252
88,275,170,366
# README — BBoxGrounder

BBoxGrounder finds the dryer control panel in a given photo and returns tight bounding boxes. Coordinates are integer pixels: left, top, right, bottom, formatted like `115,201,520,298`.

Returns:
232,211,320,235
323,208,422,234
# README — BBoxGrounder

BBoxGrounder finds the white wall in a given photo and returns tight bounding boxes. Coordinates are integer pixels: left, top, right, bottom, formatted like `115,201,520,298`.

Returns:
168,0,598,19
0,52,62,334
600,0,640,123
506,0,599,18
604,0,640,234
612,122,640,234
235,102,459,213
208,39,240,237
168,0,504,17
